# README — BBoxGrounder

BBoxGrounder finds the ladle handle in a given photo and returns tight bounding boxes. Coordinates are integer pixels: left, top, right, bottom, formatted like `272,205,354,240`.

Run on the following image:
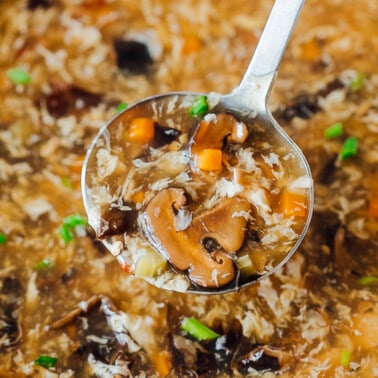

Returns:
238,0,305,96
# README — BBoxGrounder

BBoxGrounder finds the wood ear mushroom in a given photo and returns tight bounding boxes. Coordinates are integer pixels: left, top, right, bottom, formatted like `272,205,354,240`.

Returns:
140,187,250,288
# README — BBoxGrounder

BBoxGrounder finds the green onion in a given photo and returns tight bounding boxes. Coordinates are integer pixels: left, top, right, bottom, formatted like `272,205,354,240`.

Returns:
34,355,58,369
340,137,358,160
180,317,220,341
62,213,87,227
350,71,365,91
58,225,74,243
58,214,87,243
0,233,7,244
189,95,209,117
6,68,31,85
35,259,54,271
116,102,128,113
340,350,351,367
61,177,73,189
357,276,378,286
324,122,343,139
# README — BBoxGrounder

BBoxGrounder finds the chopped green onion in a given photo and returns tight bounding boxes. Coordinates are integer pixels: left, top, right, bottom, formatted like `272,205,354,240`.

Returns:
189,95,209,117
34,355,58,369
116,102,128,113
350,71,365,91
357,276,378,286
340,350,351,367
340,137,358,160
0,233,7,244
58,225,74,243
180,317,220,341
58,214,87,243
324,122,343,139
35,259,54,271
62,213,87,227
6,68,31,85
61,177,73,189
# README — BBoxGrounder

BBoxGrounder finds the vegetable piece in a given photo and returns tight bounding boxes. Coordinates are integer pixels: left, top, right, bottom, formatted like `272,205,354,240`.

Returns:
134,249,167,278
153,351,171,376
280,191,307,218
340,137,358,160
61,177,73,189
0,233,7,244
236,254,256,277
58,214,87,243
180,317,220,341
368,197,378,218
324,122,343,139
116,102,128,112
127,117,155,144
340,350,351,367
6,68,31,84
196,148,223,171
350,71,365,91
181,36,202,55
34,355,58,368
189,95,209,117
132,190,145,203
63,214,87,227
35,259,54,271
357,276,378,286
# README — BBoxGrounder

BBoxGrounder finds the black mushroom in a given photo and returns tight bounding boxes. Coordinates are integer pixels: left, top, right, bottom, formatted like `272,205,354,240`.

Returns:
114,39,153,74
27,0,53,10
141,187,250,288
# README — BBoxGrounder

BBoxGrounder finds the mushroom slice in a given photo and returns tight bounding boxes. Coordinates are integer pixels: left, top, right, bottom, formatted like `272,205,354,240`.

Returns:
141,187,250,288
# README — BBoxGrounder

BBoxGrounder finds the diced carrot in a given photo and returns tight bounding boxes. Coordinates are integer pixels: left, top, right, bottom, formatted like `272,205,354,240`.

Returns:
127,118,155,144
120,261,133,274
299,38,322,61
280,191,307,218
133,190,145,204
153,351,171,376
368,197,378,218
181,36,202,55
196,149,223,171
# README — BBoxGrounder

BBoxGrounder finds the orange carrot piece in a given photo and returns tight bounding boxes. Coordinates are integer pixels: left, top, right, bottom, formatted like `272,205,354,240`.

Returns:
154,351,171,376
368,197,378,218
133,190,145,204
127,118,155,144
280,191,307,218
181,36,202,55
196,148,223,171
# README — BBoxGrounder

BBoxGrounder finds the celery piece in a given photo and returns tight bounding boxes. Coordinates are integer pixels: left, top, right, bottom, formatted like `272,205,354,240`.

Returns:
350,71,365,91
357,276,378,286
116,102,128,113
340,350,351,367
181,317,220,341
35,259,54,271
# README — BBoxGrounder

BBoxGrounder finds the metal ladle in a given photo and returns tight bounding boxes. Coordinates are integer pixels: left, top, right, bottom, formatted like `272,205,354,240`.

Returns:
82,0,313,294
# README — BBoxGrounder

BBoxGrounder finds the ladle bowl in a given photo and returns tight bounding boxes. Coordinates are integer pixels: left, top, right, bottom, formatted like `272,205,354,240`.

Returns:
82,0,314,294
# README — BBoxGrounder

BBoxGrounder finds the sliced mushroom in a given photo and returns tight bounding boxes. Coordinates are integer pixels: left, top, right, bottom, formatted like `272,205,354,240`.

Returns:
141,187,250,288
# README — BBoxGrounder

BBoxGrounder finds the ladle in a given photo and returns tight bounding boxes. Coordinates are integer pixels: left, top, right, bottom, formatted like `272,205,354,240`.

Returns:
82,0,314,294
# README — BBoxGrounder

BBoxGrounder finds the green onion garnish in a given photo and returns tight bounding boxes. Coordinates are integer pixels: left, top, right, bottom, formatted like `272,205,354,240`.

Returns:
324,122,343,139
180,317,220,341
189,95,209,117
63,213,87,227
35,259,54,271
357,276,378,286
58,214,87,243
350,71,365,91
116,102,128,113
0,233,7,244
340,350,351,367
340,137,358,160
61,177,73,189
34,355,58,368
6,68,31,85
